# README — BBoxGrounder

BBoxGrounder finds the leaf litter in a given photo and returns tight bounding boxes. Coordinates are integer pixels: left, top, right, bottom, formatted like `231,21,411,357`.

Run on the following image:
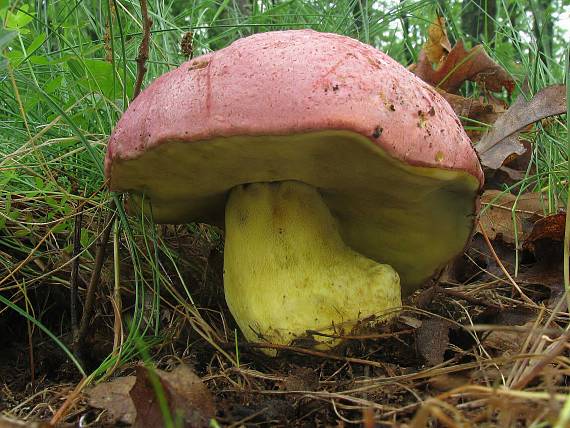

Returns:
477,84,568,169
87,364,215,428
410,17,515,94
412,17,567,174
478,190,547,244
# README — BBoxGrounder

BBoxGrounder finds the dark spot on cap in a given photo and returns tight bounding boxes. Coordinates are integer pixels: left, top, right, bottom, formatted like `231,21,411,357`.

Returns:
372,126,383,139
428,106,436,116
188,59,210,71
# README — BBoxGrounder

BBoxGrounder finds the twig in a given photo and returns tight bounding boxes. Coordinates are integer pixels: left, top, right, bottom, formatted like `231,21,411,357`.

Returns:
70,208,83,338
477,219,535,305
109,216,124,377
24,284,35,385
241,342,394,372
74,207,115,357
564,46,570,329
512,327,570,390
434,285,503,309
49,376,91,426
132,0,152,100
363,407,375,428
305,329,414,340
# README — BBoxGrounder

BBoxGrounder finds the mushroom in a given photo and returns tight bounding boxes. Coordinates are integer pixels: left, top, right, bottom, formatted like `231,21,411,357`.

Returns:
105,30,483,350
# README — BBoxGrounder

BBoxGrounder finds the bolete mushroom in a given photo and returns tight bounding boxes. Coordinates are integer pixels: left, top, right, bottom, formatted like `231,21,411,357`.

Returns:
105,30,483,350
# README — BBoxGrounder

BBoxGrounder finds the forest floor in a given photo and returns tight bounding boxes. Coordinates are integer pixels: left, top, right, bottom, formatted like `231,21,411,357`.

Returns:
1,230,568,427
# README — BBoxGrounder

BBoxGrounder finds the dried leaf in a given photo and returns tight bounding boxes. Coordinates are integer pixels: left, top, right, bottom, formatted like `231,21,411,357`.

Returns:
437,90,507,143
282,367,319,391
130,365,215,428
413,41,514,94
0,418,51,428
87,376,137,425
466,234,519,281
399,314,422,329
517,265,564,307
503,139,533,170
438,90,495,119
130,367,167,428
478,190,546,244
483,323,531,355
523,213,565,266
480,134,527,170
424,16,451,64
477,85,567,169
497,165,525,181
416,319,450,366
477,309,537,356
465,230,563,306
427,374,471,392
483,139,534,188
524,212,565,244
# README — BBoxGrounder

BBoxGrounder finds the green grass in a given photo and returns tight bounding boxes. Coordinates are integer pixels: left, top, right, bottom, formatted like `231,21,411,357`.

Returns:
0,0,569,424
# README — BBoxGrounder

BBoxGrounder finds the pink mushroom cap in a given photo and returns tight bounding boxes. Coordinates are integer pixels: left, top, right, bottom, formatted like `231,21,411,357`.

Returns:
105,30,484,294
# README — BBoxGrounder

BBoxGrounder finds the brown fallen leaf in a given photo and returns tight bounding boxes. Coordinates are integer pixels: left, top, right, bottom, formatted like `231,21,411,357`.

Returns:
0,418,51,428
476,201,565,306
514,213,565,306
517,264,564,308
438,90,508,144
476,84,567,169
424,16,451,65
87,376,137,425
482,322,534,356
473,307,538,356
427,373,472,392
503,139,533,170
523,212,565,266
478,190,546,244
415,318,451,366
439,90,495,120
412,41,515,94
281,367,319,392
524,212,565,245
483,139,535,189
131,365,215,428
479,135,527,171
87,365,215,428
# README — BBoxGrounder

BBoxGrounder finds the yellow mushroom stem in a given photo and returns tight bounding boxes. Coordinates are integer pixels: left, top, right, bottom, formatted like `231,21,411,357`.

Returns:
223,180,401,350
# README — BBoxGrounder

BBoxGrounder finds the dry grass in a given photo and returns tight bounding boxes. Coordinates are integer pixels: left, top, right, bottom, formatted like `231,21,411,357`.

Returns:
1,211,569,426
